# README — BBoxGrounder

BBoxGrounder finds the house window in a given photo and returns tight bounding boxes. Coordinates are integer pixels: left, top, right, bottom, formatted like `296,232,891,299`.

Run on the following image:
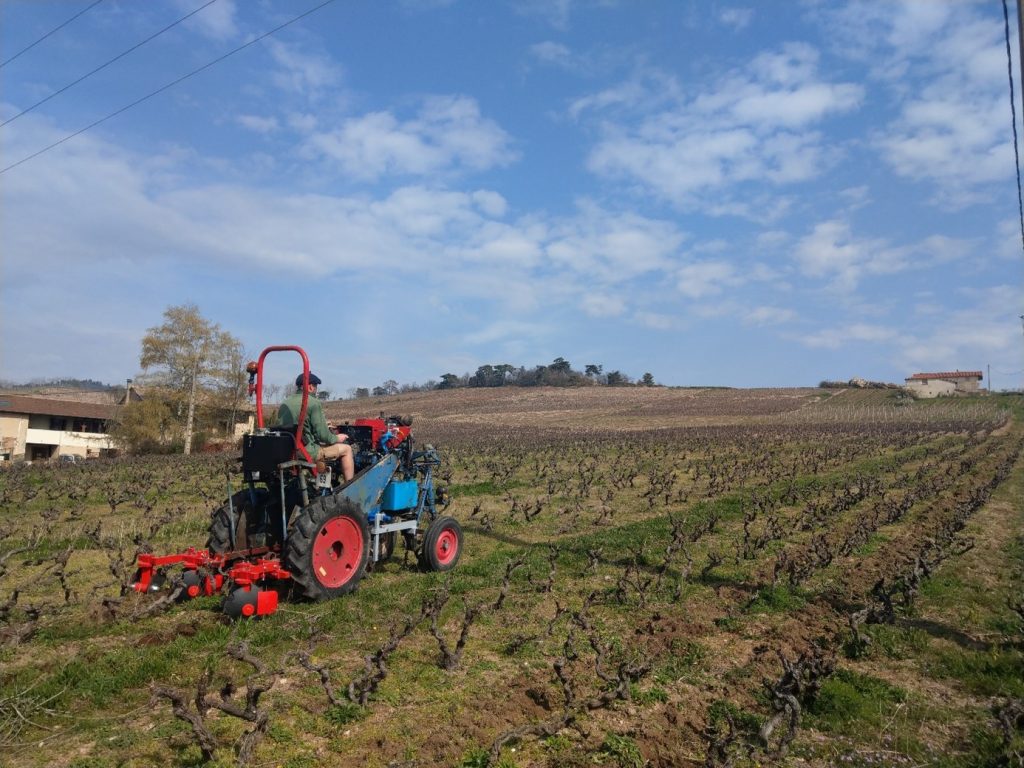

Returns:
49,417,68,431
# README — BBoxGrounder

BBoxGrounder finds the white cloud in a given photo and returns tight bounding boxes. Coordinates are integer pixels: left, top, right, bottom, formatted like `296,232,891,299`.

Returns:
794,220,877,289
266,40,343,99
527,40,604,75
877,98,1010,207
399,0,457,9
307,96,516,180
0,114,685,321
545,201,685,282
632,311,674,330
744,306,797,326
676,260,738,299
368,186,482,238
236,114,279,134
471,190,509,218
581,294,626,318
514,0,573,30
996,217,1024,261
899,286,1024,371
287,112,319,133
793,219,970,291
719,8,754,30
568,70,679,120
463,320,549,346
792,285,1023,377
801,322,899,349
582,43,863,211
824,2,1012,208
174,0,238,40
839,185,871,209
462,222,547,267
913,302,943,316
529,41,573,67
757,230,790,249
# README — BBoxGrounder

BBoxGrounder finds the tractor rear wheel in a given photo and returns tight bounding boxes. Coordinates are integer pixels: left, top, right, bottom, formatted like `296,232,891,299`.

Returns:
420,516,462,571
207,491,270,554
285,495,370,600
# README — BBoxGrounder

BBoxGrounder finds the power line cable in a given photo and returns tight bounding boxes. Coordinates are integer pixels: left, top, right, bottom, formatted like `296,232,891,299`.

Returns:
1002,0,1024,255
0,0,338,176
0,0,106,70
1,0,222,128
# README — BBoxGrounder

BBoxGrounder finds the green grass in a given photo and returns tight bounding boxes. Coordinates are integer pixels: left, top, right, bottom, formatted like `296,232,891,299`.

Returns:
745,584,806,614
653,638,707,684
706,698,762,734
927,647,1024,698
598,733,644,768
631,684,669,704
323,702,367,726
449,479,529,497
808,668,908,734
857,623,930,660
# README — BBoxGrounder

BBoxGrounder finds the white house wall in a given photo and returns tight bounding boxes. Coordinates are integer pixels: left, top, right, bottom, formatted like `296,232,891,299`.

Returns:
906,380,957,398
0,415,27,459
24,427,114,457
1,414,114,460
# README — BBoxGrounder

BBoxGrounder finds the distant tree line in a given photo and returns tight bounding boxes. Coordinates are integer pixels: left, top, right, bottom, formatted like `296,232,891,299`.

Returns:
348,359,657,399
0,377,119,391
819,378,898,390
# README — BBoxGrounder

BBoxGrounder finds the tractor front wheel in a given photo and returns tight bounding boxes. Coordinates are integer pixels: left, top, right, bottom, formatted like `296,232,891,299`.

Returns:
285,496,370,600
420,516,462,572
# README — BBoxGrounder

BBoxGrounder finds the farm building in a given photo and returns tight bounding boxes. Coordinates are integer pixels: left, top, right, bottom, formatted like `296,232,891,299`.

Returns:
0,385,257,462
903,370,983,398
0,394,118,462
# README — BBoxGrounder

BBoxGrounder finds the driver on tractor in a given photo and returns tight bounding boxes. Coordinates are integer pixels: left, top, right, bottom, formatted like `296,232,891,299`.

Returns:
277,373,355,483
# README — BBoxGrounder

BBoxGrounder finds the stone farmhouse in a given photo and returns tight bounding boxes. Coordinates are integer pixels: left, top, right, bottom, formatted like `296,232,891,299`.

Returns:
904,371,983,398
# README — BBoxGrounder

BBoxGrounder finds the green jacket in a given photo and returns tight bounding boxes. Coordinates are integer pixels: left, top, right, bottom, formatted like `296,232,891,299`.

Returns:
277,391,337,459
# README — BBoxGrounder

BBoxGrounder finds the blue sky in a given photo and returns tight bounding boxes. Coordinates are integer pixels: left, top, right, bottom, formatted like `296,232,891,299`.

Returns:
2,0,1023,392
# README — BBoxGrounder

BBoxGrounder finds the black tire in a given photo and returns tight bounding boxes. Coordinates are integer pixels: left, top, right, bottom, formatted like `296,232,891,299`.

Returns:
420,516,463,572
207,491,270,554
285,495,370,600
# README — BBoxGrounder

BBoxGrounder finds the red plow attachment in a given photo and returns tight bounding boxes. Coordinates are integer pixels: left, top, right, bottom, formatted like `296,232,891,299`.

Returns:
133,548,292,617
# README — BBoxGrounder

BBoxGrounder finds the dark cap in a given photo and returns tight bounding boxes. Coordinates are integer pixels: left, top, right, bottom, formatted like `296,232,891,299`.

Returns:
296,372,322,387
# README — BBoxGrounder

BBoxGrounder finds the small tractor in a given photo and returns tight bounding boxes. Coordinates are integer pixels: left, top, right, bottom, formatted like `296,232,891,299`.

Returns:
132,345,462,617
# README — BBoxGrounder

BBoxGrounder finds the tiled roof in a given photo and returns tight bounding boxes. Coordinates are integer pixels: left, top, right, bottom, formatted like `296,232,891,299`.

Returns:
906,371,983,381
0,394,118,420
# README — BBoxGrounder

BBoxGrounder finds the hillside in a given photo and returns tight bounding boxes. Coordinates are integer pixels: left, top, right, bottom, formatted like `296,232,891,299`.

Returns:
324,385,827,436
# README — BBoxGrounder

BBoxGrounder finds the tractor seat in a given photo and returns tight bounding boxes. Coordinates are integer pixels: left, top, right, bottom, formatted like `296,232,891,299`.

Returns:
242,426,299,477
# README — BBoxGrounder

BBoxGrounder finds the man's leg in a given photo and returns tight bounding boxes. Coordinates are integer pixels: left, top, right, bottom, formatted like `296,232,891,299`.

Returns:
338,443,354,482
319,442,355,482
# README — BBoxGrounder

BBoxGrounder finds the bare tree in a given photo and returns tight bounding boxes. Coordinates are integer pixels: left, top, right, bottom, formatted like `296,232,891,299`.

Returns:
138,304,243,454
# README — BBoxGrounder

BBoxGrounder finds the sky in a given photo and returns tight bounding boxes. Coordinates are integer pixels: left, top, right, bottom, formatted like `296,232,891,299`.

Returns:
1,0,1023,393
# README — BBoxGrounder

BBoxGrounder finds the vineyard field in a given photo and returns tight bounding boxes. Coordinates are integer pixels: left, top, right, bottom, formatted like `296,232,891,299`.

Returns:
1,386,1022,767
